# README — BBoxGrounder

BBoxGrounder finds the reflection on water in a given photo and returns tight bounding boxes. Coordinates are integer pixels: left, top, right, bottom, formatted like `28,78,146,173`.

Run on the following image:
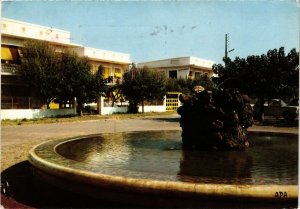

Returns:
248,134,298,185
56,131,298,185
55,133,132,170
178,150,253,184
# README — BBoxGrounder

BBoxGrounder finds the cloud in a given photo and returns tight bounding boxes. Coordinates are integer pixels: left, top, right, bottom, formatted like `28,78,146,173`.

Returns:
149,26,162,36
149,25,175,36
149,31,160,36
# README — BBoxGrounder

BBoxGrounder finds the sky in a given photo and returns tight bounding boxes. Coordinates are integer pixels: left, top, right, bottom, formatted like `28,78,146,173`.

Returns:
2,0,299,64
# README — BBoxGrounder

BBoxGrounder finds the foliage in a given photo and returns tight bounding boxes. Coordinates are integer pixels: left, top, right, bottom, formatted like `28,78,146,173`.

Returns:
103,68,124,107
20,41,107,115
121,66,167,113
166,74,217,94
19,40,60,108
213,47,299,119
56,52,107,115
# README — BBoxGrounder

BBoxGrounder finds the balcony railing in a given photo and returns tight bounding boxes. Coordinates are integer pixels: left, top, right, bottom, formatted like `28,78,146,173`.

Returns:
1,97,41,109
1,64,20,75
105,76,122,85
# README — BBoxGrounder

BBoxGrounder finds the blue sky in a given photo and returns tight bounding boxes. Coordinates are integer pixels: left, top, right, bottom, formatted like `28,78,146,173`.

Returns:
2,0,299,64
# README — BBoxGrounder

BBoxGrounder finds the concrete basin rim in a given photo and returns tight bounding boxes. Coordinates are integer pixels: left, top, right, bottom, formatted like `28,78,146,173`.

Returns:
28,131,299,200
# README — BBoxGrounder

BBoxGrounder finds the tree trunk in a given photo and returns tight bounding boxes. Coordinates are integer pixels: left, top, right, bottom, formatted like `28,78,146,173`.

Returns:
77,101,83,116
111,99,115,107
259,97,265,121
111,92,115,107
46,102,50,109
142,100,144,113
128,100,138,113
97,97,101,115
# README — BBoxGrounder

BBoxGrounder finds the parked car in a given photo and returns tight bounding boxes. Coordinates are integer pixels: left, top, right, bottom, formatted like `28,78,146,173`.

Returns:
84,102,98,114
253,99,299,121
289,98,299,106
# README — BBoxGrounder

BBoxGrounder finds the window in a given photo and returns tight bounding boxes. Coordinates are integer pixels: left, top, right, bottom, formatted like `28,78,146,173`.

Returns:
195,72,202,79
169,70,177,79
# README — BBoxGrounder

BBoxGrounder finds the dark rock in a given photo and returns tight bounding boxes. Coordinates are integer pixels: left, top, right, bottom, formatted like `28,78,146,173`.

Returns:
177,86,254,151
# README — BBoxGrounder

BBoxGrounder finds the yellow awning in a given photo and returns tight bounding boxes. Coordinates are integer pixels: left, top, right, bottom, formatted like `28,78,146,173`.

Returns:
114,72,122,78
1,47,13,61
103,67,111,78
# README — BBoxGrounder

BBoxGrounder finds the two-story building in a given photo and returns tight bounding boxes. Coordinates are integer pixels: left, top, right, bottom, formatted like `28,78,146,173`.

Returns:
137,56,215,79
1,17,131,110
72,46,130,85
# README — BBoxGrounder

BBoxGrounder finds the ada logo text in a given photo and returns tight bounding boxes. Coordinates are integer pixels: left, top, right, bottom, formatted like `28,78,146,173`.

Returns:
275,191,287,198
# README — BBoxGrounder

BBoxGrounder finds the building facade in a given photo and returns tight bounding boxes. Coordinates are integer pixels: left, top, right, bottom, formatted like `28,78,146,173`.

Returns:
1,17,131,110
137,56,215,79
72,46,130,85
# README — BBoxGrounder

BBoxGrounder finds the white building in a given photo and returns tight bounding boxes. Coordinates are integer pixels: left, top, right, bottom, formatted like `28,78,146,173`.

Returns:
137,56,215,79
1,17,131,110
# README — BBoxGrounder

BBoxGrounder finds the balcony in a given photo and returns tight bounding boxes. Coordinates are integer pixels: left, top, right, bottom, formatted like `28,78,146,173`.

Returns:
105,76,122,86
1,63,20,75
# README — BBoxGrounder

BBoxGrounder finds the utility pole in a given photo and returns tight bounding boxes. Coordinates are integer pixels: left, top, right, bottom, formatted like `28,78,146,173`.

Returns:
224,33,234,59
130,62,136,80
225,33,228,59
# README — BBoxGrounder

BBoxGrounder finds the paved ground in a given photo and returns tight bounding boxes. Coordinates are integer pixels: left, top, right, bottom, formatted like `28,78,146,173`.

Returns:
1,114,298,170
2,114,298,146
1,114,181,146
0,114,298,208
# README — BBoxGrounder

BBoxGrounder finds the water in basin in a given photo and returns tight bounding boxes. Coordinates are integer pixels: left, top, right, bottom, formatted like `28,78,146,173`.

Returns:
55,131,298,185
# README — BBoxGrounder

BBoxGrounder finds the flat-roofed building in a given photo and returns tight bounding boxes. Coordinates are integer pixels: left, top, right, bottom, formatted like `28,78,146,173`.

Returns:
137,56,215,79
73,46,131,85
1,17,131,109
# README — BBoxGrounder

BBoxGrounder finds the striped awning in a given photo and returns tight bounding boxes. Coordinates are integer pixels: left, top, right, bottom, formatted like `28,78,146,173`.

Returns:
1,46,21,62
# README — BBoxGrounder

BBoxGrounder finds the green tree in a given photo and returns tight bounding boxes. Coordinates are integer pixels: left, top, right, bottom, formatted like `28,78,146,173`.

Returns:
121,66,167,113
57,52,107,116
19,40,60,109
19,41,107,115
166,74,216,94
213,47,299,119
191,74,217,91
165,78,190,93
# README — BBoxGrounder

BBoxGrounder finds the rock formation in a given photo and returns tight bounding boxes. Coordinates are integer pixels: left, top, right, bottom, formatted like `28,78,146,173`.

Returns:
177,81,254,151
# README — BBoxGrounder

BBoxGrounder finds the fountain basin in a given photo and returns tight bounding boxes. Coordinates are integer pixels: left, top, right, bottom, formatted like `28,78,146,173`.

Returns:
28,131,298,207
